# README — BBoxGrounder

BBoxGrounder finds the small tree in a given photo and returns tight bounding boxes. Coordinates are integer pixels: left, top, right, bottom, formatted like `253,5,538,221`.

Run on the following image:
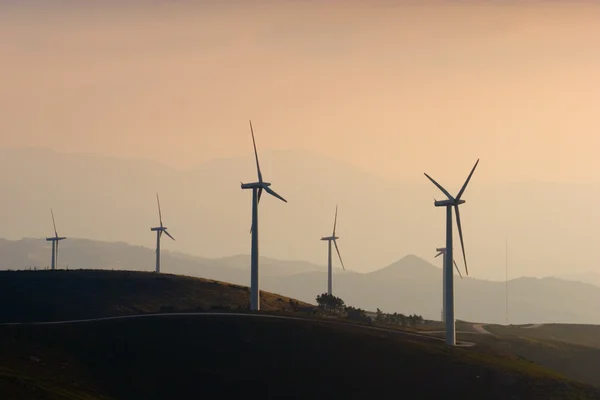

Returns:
345,306,371,323
375,308,384,323
316,293,346,316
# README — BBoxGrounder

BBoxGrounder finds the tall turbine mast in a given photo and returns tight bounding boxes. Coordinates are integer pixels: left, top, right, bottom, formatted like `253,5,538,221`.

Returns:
321,205,345,296
241,120,287,311
435,247,462,322
505,238,509,326
425,159,479,346
46,209,66,270
150,194,175,273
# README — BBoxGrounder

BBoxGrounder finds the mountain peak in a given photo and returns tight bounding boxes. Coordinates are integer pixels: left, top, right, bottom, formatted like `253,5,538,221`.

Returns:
368,254,440,278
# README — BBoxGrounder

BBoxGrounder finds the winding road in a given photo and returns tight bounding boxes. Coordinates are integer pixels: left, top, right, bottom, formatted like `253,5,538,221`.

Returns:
0,312,477,347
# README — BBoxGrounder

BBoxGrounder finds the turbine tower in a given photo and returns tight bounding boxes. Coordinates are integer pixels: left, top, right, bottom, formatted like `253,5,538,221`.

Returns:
46,209,66,271
241,120,287,311
435,247,462,323
150,194,175,273
321,205,345,295
424,159,479,346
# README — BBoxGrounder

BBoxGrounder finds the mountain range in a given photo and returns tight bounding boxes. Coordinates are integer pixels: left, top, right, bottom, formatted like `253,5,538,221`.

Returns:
1,146,600,281
3,237,600,325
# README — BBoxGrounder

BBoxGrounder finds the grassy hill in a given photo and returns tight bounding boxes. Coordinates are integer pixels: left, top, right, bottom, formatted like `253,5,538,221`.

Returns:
1,270,599,399
452,330,600,390
4,239,600,325
421,323,600,388
2,315,600,400
486,323,600,349
0,269,311,323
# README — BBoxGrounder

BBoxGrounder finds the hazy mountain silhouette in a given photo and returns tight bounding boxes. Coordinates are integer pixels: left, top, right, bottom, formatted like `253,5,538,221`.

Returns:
2,146,600,281
554,272,600,289
2,237,599,325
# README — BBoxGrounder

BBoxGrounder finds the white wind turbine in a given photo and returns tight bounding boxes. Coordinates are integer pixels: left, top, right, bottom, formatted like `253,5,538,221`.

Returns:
46,209,66,271
241,120,287,311
424,159,479,346
321,205,345,296
435,247,462,323
150,194,175,273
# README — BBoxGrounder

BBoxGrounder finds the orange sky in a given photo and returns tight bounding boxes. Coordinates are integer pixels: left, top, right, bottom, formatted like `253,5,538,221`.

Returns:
1,1,600,183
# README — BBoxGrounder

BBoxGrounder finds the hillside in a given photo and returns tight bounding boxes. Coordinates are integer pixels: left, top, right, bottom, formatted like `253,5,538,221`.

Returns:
2,314,600,400
0,270,310,323
556,272,600,289
457,328,600,389
1,270,600,399
2,239,600,325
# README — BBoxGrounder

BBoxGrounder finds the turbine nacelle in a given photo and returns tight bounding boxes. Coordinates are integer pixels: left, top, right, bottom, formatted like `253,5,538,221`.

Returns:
434,199,465,207
241,181,271,189
320,236,339,241
150,226,167,231
46,237,66,241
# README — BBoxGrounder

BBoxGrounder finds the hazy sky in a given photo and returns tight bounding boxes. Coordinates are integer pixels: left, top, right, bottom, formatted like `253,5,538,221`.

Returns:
2,0,600,184
1,1,600,282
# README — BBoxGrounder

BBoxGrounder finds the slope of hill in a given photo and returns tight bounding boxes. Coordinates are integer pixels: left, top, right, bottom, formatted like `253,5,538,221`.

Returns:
555,272,600,289
0,270,310,323
2,238,600,325
2,314,600,400
453,327,600,389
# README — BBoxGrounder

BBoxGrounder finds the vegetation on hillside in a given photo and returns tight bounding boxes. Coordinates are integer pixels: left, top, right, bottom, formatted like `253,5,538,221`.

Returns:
315,293,425,328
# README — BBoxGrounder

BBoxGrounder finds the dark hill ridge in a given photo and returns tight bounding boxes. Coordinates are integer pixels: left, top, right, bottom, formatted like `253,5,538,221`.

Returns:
0,269,310,323
2,238,600,324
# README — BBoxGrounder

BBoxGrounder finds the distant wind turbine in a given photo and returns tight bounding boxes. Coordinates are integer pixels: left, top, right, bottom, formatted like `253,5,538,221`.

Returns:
241,120,287,311
46,209,66,271
321,205,345,296
435,247,462,323
425,159,479,346
150,194,175,273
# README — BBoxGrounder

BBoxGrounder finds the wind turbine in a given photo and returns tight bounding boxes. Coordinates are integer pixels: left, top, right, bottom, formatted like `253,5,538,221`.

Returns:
435,247,462,323
46,209,66,271
321,205,345,296
241,120,287,311
424,159,479,346
150,194,175,273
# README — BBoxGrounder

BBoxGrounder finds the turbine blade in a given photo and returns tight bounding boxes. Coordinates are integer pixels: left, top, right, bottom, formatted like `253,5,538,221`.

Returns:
456,159,480,200
435,251,443,258
332,205,338,236
257,187,263,204
157,193,163,227
164,230,175,241
333,239,345,271
51,209,58,237
264,186,287,203
454,205,469,276
453,259,463,279
249,120,263,183
55,241,59,268
423,173,454,200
